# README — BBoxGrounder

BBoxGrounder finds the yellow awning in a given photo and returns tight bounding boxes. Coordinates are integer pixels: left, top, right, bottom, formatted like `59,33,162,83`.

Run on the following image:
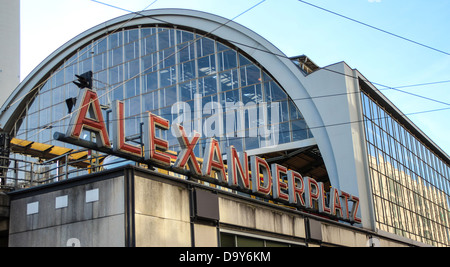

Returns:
10,138,93,168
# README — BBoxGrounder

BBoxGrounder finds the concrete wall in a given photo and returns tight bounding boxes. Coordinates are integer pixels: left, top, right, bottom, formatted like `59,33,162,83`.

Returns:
9,176,126,247
218,193,411,247
219,195,306,240
7,166,423,247
134,175,191,247
301,62,375,231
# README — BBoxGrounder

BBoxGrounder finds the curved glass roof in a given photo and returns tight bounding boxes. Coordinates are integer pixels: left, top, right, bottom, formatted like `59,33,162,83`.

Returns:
10,26,312,169
12,26,313,158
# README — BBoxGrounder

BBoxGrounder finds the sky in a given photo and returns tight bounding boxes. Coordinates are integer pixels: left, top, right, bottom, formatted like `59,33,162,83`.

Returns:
20,0,450,155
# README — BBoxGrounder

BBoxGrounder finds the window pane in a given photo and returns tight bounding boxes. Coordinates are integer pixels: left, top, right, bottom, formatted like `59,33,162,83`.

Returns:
197,36,215,57
109,31,123,49
292,119,308,141
160,67,176,88
218,49,237,71
125,77,140,99
266,81,287,101
160,86,177,108
220,70,239,92
266,241,289,247
160,47,176,68
178,42,195,63
109,65,124,85
142,53,158,74
198,55,216,77
179,60,196,82
179,81,198,102
159,29,175,50
109,47,123,67
142,33,157,56
241,64,261,87
237,236,264,247
199,75,217,97
242,84,262,104
124,59,140,80
143,91,158,112
144,72,158,93
220,233,236,247
124,28,139,43
124,41,139,60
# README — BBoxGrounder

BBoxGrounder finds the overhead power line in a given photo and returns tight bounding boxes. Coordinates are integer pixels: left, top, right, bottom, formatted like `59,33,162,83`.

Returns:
10,0,450,143
91,0,135,13
297,0,450,56
320,67,450,107
386,80,450,90
18,0,268,142
2,0,157,114
14,103,450,154
91,0,159,13
91,0,450,109
228,39,450,106
8,0,450,118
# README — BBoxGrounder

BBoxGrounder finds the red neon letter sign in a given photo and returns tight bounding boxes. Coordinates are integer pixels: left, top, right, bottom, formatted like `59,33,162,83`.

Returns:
202,138,227,183
318,182,331,215
143,112,171,166
272,164,289,201
227,146,250,190
173,124,202,176
112,100,142,157
350,196,362,224
304,176,320,210
288,170,305,207
251,156,272,196
330,187,344,218
340,191,351,220
66,89,111,148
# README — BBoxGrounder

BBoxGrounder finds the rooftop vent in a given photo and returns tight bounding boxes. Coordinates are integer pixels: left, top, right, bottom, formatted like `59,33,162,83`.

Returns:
291,55,320,75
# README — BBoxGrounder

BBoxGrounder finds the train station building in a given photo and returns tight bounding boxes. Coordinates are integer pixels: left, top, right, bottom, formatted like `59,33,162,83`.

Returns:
0,9,448,247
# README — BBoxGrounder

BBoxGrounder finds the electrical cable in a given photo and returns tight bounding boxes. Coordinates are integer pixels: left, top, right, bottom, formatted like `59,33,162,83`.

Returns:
13,0,268,143
319,67,450,107
91,0,137,13
13,103,450,158
92,0,450,108
227,38,450,106
11,1,450,149
15,30,450,141
9,1,450,119
2,0,159,115
14,90,450,146
297,0,450,56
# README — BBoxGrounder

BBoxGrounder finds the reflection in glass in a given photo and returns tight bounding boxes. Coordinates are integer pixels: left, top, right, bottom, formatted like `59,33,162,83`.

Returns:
13,25,313,183
361,92,450,247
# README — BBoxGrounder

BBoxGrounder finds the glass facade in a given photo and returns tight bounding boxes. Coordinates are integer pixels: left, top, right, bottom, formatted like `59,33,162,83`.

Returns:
361,91,450,247
11,26,312,167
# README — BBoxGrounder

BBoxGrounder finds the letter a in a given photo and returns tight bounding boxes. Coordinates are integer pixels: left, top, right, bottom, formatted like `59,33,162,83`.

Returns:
66,89,111,148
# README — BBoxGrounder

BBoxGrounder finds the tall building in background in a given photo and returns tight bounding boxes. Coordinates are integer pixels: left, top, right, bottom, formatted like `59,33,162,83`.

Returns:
0,0,20,108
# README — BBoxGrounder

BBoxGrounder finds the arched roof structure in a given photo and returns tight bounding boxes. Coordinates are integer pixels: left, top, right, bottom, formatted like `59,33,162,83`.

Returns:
0,8,340,198
4,9,450,244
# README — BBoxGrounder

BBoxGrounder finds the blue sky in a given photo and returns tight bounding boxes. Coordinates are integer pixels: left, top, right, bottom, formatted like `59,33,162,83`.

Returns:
20,0,450,154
